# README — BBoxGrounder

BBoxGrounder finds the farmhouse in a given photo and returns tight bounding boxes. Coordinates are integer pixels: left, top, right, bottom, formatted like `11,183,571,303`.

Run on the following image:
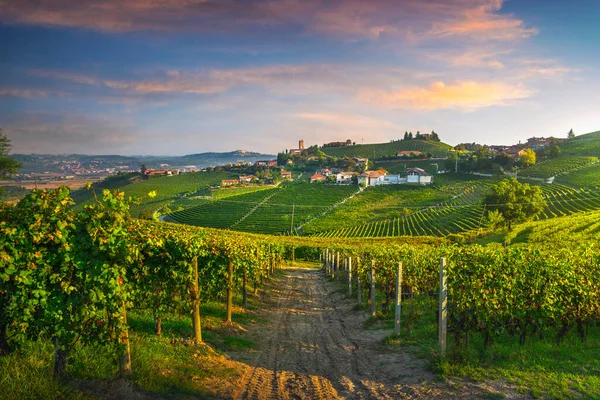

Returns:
221,179,238,186
406,168,433,185
310,173,327,183
280,171,292,179
335,171,359,184
358,171,384,187
239,175,258,183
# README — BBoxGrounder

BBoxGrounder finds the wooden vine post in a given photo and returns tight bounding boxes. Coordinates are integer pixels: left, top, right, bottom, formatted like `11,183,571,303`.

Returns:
190,257,202,343
394,262,403,336
337,251,340,278
119,300,132,377
347,256,352,297
226,259,234,323
370,260,376,317
357,257,361,305
439,257,447,354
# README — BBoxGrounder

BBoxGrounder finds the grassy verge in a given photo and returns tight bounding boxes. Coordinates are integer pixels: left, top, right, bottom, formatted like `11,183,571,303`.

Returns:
0,287,272,399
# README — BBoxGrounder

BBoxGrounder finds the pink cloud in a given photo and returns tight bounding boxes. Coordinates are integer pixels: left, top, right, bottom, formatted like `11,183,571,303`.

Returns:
359,80,533,110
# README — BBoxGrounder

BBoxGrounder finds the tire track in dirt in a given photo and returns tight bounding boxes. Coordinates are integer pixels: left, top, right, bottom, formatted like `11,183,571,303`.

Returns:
232,267,533,400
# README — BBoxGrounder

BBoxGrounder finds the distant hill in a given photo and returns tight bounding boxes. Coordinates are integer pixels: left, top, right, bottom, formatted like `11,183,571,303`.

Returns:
11,151,276,175
320,140,452,159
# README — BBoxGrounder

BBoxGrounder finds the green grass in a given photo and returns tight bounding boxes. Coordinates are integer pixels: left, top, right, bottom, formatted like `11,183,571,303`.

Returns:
437,329,600,399
321,139,452,159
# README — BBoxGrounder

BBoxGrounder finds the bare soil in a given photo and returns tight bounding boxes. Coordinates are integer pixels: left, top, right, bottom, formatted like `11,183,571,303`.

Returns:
230,266,531,400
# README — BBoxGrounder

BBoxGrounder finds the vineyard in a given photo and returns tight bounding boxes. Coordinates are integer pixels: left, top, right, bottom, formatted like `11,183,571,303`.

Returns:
1,186,600,398
559,130,600,157
301,179,490,235
169,183,358,235
306,181,600,238
505,209,600,247
518,156,598,178
72,170,237,217
555,162,600,188
320,140,452,159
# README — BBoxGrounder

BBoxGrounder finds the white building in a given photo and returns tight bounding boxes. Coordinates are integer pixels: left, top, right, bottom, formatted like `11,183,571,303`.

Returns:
406,168,433,185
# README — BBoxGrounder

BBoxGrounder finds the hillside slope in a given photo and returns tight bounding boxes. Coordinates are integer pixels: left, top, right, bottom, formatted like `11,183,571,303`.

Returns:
321,140,452,159
559,130,600,157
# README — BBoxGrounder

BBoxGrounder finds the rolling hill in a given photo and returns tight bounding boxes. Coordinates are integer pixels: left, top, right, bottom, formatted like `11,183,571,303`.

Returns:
320,139,452,159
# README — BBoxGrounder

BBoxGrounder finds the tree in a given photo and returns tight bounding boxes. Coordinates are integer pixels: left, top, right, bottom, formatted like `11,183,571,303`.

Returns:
431,130,440,142
403,131,409,140
519,148,536,167
408,132,413,140
0,130,21,184
484,178,545,230
547,145,561,159
568,129,575,139
140,163,147,174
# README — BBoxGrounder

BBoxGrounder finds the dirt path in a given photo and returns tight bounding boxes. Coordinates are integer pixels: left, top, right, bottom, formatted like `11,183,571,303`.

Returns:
230,267,525,400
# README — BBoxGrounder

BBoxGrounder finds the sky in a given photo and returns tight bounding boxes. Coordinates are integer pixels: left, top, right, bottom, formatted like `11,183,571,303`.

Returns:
1,0,599,155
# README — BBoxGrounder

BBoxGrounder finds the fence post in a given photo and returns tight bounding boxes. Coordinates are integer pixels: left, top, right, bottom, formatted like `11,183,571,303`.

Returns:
348,257,352,297
370,260,376,317
439,257,447,354
394,262,402,336
336,251,340,278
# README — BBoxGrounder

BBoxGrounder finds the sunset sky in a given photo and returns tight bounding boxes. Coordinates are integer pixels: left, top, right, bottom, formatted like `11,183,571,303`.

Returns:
1,0,599,155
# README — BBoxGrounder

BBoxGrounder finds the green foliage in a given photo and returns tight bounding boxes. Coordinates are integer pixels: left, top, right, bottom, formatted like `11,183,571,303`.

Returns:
0,130,22,191
518,148,536,167
484,178,545,229
484,209,504,230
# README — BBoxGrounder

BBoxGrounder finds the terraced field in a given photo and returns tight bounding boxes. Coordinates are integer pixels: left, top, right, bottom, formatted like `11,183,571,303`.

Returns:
519,156,598,179
321,140,452,159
